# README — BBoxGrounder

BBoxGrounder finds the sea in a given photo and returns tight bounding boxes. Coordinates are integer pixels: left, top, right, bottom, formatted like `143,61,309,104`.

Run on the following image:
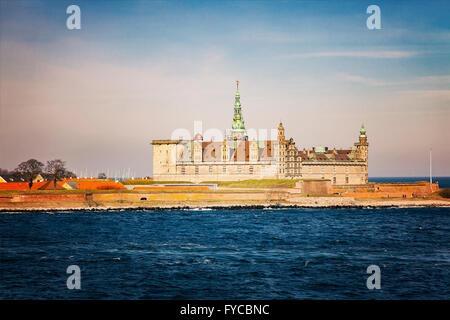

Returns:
0,177,449,300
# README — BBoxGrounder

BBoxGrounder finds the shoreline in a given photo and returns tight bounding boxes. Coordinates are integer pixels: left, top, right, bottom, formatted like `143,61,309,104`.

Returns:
1,198,449,212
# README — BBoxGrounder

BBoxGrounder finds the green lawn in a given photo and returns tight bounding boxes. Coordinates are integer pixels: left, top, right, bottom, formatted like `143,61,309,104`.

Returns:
201,179,302,188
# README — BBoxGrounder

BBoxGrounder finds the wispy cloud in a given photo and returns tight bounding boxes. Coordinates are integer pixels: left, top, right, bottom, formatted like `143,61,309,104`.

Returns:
398,89,450,102
341,74,390,87
341,74,450,87
282,51,419,59
239,30,306,44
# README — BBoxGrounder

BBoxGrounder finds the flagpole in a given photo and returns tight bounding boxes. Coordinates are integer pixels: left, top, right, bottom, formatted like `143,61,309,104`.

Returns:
429,148,432,184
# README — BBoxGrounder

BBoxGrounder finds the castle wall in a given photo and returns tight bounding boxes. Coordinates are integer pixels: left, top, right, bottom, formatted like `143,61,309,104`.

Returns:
153,161,281,183
299,162,368,185
152,140,368,184
295,180,332,194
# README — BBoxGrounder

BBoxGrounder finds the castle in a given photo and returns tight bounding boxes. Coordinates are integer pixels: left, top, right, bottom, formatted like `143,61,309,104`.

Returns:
152,81,368,184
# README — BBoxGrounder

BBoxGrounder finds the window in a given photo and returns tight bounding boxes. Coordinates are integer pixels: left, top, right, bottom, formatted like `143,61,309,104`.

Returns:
321,167,325,173
209,166,213,174
333,177,336,184
249,166,254,174
181,167,185,175
237,166,242,173
195,166,199,175
345,166,349,173
345,176,349,184
223,166,227,173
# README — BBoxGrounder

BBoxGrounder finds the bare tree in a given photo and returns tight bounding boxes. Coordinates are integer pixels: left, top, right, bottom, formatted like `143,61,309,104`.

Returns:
45,159,68,188
15,159,44,189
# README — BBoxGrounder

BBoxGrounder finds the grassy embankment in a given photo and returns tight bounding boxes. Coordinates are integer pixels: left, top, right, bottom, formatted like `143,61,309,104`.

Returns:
201,179,302,188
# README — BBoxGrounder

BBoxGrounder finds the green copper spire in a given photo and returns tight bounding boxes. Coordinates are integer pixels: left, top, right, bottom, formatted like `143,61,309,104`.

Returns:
360,123,366,134
232,80,246,130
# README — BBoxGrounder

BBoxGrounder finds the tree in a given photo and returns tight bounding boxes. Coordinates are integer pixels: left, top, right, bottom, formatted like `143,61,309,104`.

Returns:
15,159,44,189
45,159,68,188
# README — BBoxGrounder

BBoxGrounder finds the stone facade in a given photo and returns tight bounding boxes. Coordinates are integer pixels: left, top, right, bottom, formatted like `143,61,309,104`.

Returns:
152,82,369,184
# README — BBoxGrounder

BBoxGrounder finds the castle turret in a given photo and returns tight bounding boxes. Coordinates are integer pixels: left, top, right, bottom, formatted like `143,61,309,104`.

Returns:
358,124,368,146
354,123,369,182
277,122,287,175
278,122,285,144
228,80,247,141
355,123,369,160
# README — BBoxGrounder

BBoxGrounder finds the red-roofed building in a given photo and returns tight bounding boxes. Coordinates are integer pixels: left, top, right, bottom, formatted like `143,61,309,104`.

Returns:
0,181,67,190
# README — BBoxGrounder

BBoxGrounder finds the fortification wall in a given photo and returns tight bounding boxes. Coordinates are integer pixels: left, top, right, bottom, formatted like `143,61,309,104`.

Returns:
295,180,332,194
92,191,287,202
10,194,86,202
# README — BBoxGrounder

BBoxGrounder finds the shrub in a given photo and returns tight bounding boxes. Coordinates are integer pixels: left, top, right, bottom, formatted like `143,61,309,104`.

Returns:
438,188,450,198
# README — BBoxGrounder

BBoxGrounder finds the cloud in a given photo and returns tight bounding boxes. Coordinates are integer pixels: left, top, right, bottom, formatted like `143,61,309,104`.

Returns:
282,50,419,59
340,74,450,87
239,30,306,44
398,89,450,102
341,74,390,87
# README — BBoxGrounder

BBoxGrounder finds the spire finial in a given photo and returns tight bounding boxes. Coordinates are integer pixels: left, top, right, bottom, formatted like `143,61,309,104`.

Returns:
236,80,239,91
360,123,366,134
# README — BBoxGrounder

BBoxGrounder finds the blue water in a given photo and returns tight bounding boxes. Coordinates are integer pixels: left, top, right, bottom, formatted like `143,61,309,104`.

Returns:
1,207,449,299
369,176,450,188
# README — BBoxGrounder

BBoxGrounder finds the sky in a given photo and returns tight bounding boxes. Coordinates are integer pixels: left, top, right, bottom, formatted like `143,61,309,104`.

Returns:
0,0,449,177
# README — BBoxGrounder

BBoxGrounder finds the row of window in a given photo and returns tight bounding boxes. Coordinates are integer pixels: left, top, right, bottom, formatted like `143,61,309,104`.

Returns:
285,165,365,172
181,165,365,178
180,165,257,175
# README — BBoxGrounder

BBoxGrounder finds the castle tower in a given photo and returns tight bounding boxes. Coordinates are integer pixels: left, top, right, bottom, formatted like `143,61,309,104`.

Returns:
354,123,369,161
278,122,285,144
354,124,369,183
227,80,247,141
277,122,287,175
